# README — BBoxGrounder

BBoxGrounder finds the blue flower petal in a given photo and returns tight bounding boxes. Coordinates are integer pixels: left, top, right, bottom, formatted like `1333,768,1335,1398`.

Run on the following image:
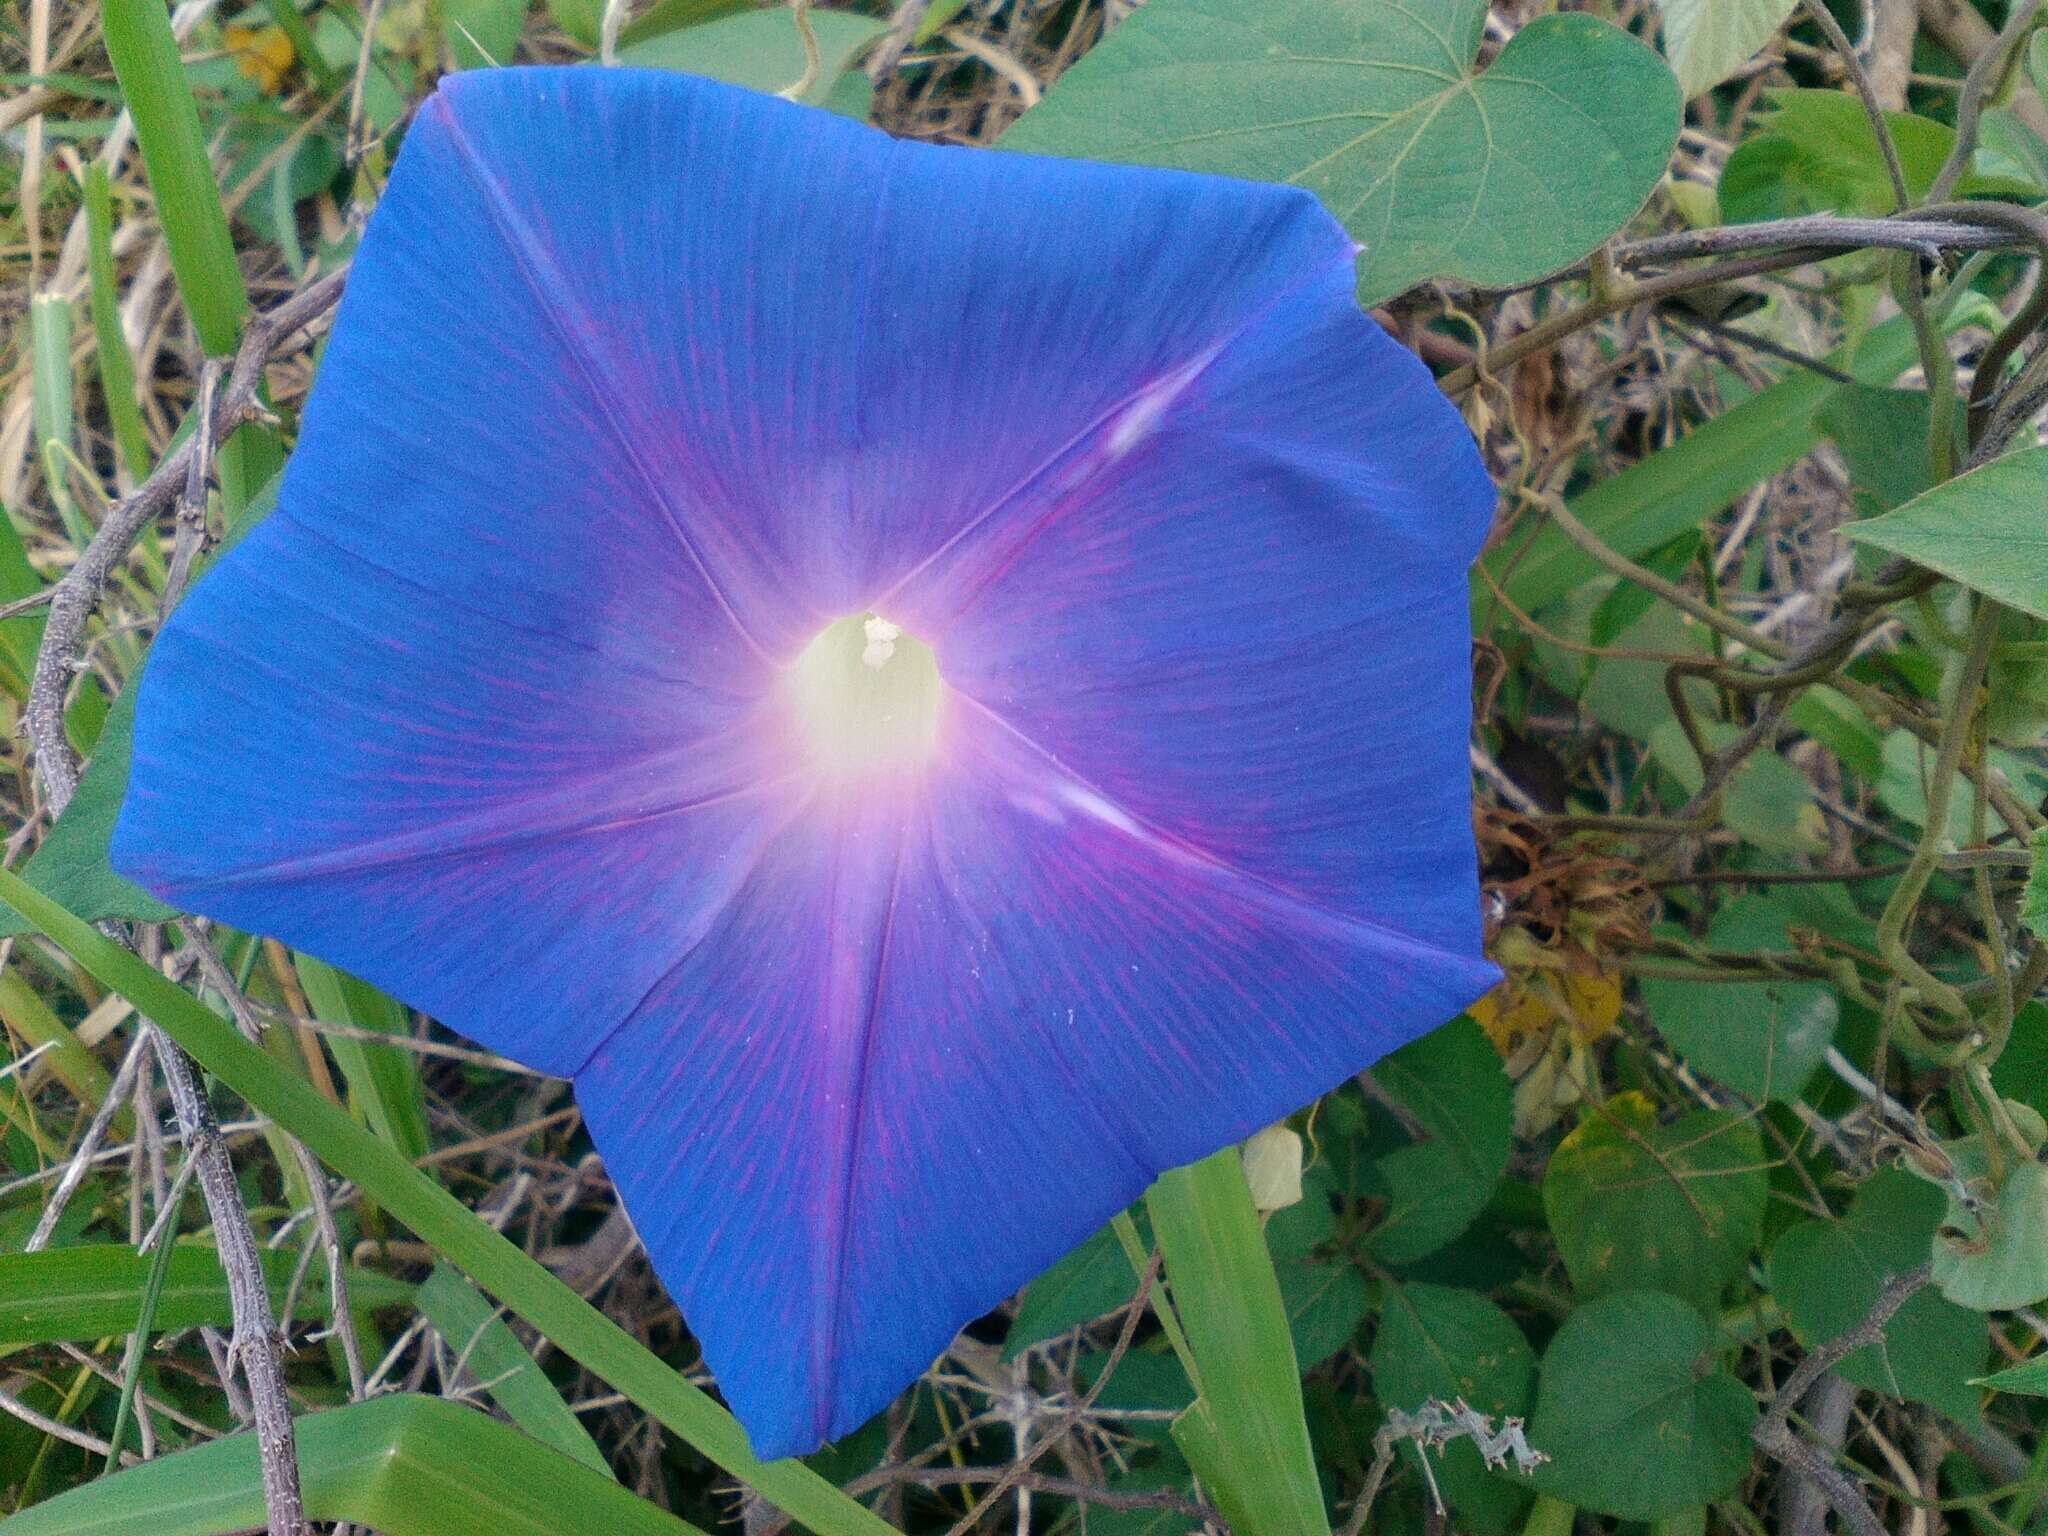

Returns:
581,703,1497,1455
113,65,1498,1458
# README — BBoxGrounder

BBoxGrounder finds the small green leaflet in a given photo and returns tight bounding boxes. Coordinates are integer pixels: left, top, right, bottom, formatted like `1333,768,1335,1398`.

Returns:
1656,0,1795,99
1847,446,2048,622
2024,826,2048,943
1976,1353,2048,1397
616,8,883,112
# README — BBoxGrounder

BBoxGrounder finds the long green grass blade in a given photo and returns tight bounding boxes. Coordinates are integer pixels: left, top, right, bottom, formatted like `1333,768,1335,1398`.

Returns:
29,297,73,466
0,870,894,1536
29,294,92,553
0,1243,412,1346
82,163,151,483
0,499,46,700
102,1177,194,1468
4,1392,705,1536
420,1262,611,1473
0,967,116,1121
1148,1147,1329,1536
294,955,429,1161
98,0,245,353
99,0,283,511
1486,312,1925,616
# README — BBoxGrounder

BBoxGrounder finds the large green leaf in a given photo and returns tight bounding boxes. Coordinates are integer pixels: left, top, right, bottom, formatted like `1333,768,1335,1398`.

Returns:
1993,1000,2048,1119
1542,1095,1767,1314
1264,1162,1372,1370
1847,446,2048,621
1149,1148,1330,1536
616,8,883,109
1361,1017,1512,1265
1932,1151,2048,1313
1721,90,2036,224
3,1394,698,1536
1003,1217,1143,1359
1638,896,1838,1102
1766,1170,1986,1422
1527,1292,1755,1520
1815,386,1946,514
0,1244,411,1347
1647,720,1827,856
0,869,892,1536
1656,0,1795,98
2025,840,2048,944
1877,728,2048,844
1721,91,1955,222
1000,0,1680,303
1369,1283,1537,1536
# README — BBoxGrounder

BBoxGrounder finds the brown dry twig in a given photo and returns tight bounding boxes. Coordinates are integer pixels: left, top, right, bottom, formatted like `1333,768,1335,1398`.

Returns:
16,270,347,1536
17,267,345,807
1752,1263,1934,1536
1342,1398,1548,1536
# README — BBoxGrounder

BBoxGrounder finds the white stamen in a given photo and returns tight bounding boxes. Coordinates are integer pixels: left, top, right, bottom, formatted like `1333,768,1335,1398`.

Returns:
861,615,901,670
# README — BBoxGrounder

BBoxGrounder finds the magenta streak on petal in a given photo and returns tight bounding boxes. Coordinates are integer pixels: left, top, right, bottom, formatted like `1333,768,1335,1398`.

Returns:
871,245,1362,627
863,351,1218,618
948,686,1475,970
808,794,910,1445
161,747,799,887
425,93,775,668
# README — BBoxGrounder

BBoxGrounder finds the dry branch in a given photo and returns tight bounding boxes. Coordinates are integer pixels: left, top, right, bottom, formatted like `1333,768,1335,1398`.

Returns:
18,270,347,1536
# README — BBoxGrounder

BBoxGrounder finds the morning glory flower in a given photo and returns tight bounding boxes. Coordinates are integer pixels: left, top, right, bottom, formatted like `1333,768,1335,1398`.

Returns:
112,66,1499,1457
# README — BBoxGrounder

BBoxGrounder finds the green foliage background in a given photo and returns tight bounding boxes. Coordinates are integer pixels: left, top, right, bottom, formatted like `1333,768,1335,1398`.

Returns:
5,0,2048,1533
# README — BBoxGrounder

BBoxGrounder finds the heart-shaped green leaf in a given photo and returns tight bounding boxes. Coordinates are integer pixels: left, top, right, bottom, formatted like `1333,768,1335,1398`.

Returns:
1933,1156,2048,1313
1372,1283,1538,1535
1542,1094,1767,1313
1638,895,1838,1102
1766,1171,1987,1422
1001,0,1681,303
1528,1292,1755,1519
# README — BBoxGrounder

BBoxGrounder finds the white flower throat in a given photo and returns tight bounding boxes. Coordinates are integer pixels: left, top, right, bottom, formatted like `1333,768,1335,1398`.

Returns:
788,612,941,778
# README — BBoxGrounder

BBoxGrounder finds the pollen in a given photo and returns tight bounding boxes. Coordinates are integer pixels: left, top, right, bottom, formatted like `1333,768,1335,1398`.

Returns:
788,612,941,778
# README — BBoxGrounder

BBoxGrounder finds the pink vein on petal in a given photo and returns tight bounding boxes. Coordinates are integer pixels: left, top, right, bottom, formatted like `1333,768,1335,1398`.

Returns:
425,93,776,667
871,244,1362,623
171,741,799,888
951,687,1483,968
